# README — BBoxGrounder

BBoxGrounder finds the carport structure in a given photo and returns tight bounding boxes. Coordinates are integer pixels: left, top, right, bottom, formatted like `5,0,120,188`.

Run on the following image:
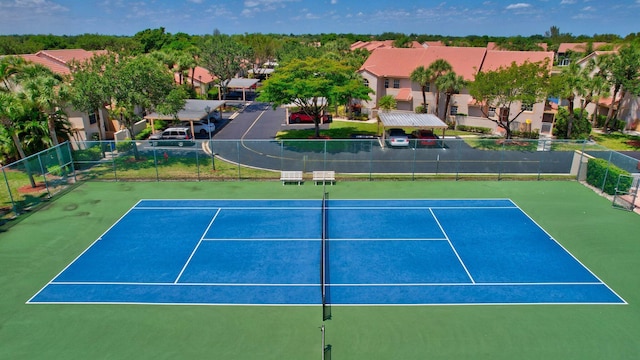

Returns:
144,99,226,137
218,78,260,101
378,111,448,147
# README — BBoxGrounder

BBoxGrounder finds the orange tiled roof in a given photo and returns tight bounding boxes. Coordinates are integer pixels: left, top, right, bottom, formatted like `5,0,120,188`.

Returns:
557,42,609,53
359,47,487,81
20,49,106,75
350,40,425,52
481,50,554,72
395,88,413,101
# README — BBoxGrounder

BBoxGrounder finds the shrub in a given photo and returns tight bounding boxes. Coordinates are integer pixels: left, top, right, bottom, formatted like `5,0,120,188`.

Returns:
586,158,632,195
553,107,591,139
116,139,134,153
511,129,540,139
135,127,153,140
72,145,103,161
457,125,492,134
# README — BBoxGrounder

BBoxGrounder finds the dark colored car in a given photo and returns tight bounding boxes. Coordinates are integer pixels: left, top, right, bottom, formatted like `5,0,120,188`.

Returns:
411,129,440,147
289,111,332,124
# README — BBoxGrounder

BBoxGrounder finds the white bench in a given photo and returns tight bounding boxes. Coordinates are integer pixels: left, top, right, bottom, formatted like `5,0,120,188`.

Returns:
313,171,335,185
280,171,303,185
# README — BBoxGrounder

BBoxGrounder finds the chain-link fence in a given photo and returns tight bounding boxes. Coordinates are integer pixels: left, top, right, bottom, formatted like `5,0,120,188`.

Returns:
1,138,639,221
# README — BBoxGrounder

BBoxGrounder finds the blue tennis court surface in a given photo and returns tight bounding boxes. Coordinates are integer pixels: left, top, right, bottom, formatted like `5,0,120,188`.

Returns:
29,199,625,306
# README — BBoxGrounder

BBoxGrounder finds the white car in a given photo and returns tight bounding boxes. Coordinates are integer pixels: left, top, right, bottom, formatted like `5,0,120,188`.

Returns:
386,128,410,147
182,120,216,135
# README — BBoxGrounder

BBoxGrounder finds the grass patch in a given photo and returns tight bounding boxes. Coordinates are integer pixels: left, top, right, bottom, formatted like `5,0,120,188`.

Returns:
591,131,640,151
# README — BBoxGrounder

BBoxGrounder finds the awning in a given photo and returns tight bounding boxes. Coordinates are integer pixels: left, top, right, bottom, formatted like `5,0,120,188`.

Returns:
395,88,413,102
144,99,226,121
378,111,447,129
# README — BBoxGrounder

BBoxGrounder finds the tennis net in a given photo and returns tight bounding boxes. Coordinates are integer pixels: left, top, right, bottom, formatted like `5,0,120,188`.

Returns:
321,191,329,320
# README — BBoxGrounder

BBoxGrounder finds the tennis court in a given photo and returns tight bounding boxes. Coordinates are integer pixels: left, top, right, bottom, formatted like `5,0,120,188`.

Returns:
29,198,623,306
4,181,640,360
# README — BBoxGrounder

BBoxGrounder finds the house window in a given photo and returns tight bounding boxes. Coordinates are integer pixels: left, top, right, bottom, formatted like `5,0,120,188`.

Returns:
393,79,400,89
450,105,458,115
560,58,570,66
89,112,97,125
425,83,430,92
363,79,369,87
384,78,389,88
488,107,496,117
521,103,533,112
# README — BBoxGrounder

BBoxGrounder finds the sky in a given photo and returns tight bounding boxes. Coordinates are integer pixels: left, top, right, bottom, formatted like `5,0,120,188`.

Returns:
0,0,638,37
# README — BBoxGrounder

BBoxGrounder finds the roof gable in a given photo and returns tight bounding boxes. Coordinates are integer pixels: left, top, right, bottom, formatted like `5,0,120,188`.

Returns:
359,47,486,81
20,49,106,75
480,50,554,72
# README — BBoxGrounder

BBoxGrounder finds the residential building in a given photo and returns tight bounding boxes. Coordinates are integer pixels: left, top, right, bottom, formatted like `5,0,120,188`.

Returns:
19,49,116,144
358,47,555,135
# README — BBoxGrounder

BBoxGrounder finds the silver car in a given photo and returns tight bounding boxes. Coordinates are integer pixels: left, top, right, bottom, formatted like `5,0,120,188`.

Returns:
182,120,216,135
386,128,410,147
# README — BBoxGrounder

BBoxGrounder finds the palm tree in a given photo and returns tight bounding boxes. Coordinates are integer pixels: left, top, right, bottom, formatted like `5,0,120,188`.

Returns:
19,64,70,147
0,56,25,91
579,57,610,124
0,92,37,187
436,72,467,124
427,59,453,119
409,66,433,113
556,62,586,138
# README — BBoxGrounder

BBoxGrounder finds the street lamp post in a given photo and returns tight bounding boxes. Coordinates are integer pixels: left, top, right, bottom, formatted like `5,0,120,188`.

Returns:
204,106,215,171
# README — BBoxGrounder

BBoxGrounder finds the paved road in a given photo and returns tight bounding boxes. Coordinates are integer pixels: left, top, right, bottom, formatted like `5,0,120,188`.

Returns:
198,102,575,175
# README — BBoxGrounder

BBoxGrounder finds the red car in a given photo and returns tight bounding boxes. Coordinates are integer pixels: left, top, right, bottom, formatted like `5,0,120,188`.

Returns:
411,129,440,147
289,111,332,123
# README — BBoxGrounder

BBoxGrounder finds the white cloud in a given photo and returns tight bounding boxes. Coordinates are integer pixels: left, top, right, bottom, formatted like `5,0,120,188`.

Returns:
331,0,337,4
187,0,203,3
560,0,576,4
505,3,531,10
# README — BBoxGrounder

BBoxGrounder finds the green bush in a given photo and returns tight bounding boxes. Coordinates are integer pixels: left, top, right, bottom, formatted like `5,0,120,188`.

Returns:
553,107,592,139
511,129,540,139
72,145,103,161
586,158,632,195
135,127,153,140
116,139,134,153
457,125,492,134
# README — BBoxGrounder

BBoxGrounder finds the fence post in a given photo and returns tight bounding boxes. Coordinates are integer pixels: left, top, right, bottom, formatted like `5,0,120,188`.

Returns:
600,150,614,193
36,153,52,198
2,166,17,216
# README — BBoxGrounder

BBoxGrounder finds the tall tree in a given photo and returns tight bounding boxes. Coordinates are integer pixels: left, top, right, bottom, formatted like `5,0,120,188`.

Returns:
0,92,36,186
199,34,250,100
601,44,640,129
427,59,453,119
105,54,187,159
19,64,70,146
258,57,372,138
435,72,467,122
69,53,115,141
468,60,550,139
549,62,586,138
410,66,433,113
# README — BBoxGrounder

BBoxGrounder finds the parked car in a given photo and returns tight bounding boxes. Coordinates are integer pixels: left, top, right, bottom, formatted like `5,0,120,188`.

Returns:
411,129,440,147
181,120,216,135
386,128,410,147
149,127,195,147
289,111,332,124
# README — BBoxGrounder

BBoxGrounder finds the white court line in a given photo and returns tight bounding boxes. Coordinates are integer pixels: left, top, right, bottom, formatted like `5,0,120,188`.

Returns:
26,200,143,304
174,208,221,284
429,208,476,284
509,201,628,304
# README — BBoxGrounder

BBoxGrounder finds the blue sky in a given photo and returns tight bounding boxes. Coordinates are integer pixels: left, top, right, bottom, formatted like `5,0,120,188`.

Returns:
0,0,638,37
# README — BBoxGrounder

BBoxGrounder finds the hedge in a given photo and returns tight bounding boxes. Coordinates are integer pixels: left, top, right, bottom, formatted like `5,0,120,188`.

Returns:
586,157,632,195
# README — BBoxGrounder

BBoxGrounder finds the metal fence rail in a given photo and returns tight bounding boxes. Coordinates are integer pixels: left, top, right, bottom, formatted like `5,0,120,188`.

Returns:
1,139,638,222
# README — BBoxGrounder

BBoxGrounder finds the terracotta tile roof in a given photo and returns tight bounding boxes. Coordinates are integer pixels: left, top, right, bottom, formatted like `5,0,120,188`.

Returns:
557,42,609,53
423,41,444,47
359,47,487,81
395,88,413,101
480,50,554,72
350,40,425,52
191,66,216,84
19,49,106,75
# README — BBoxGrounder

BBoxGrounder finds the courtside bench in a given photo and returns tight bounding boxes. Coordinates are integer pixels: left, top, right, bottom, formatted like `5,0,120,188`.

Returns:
280,171,303,185
313,171,335,185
